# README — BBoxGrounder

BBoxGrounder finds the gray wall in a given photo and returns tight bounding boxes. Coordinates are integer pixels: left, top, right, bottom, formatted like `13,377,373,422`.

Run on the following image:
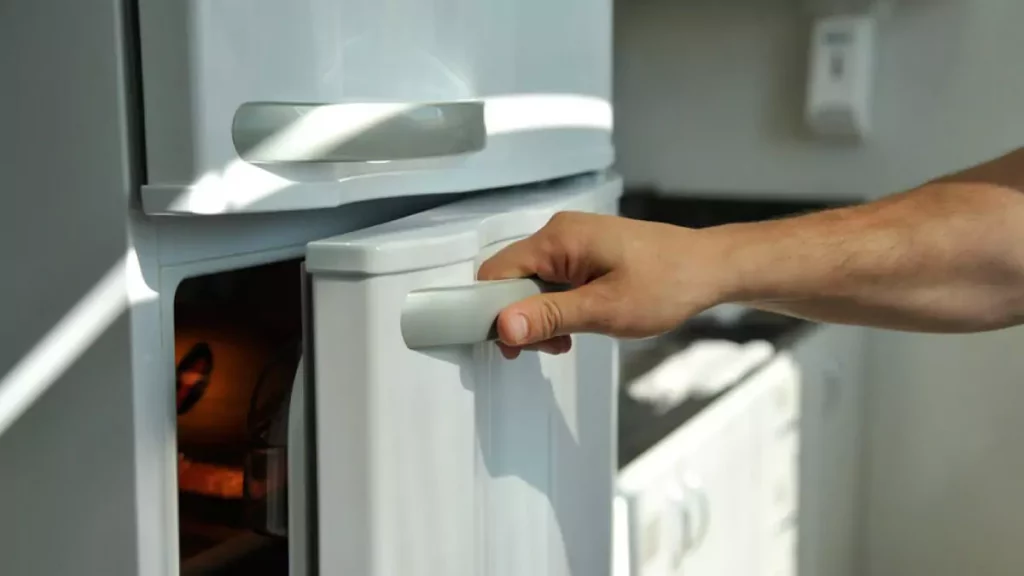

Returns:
864,327,1024,575
615,1,1024,575
614,0,1024,200
0,1,139,574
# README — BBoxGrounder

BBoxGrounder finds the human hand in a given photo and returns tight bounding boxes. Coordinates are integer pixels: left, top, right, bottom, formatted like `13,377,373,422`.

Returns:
477,211,732,358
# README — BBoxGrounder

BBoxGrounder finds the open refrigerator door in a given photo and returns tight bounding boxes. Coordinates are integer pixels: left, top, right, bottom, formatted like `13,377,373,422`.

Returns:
304,174,621,576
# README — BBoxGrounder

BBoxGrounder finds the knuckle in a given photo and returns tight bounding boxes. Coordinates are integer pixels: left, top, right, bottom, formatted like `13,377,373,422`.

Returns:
543,232,575,264
533,212,600,284
545,211,583,236
542,213,585,255
548,211,574,227
537,297,566,337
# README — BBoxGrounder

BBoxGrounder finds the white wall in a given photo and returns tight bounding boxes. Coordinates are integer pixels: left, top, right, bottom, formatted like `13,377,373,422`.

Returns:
864,327,1024,575
615,1,1024,575
614,0,1024,201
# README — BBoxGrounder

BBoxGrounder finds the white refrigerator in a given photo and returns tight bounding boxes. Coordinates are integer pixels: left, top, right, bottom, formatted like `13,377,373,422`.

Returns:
0,0,618,575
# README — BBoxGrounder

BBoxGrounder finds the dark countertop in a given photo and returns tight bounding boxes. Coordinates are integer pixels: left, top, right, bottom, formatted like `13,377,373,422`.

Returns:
619,188,853,228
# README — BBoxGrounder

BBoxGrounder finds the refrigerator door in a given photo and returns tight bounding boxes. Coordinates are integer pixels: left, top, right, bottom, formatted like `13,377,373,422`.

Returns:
305,174,621,576
137,0,613,215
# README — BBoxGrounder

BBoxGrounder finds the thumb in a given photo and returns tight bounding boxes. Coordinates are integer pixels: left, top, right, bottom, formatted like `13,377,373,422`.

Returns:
495,284,608,346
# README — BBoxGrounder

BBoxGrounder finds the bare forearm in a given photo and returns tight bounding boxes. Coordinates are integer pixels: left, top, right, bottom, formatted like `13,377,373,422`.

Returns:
706,164,1024,332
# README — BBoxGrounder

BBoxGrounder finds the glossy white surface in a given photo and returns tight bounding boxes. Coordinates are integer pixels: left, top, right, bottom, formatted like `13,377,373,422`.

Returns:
306,174,620,274
137,0,613,215
309,177,621,575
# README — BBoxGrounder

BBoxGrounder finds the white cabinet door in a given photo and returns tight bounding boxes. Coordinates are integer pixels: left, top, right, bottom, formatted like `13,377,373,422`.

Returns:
791,325,865,576
138,0,613,215
616,355,801,576
754,356,801,576
618,354,802,573
305,174,621,576
671,391,760,576
615,391,758,576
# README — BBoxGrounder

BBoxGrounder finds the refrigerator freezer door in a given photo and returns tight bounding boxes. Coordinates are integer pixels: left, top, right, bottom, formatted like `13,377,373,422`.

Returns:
137,0,613,215
305,174,621,576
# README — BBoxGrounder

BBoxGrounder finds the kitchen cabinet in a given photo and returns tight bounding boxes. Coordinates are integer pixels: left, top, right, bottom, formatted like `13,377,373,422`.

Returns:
790,324,866,576
616,354,800,576
615,320,866,576
671,383,760,576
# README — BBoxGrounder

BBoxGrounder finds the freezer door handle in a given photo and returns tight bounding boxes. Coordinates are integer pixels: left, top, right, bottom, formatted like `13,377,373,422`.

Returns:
401,278,569,349
232,101,486,164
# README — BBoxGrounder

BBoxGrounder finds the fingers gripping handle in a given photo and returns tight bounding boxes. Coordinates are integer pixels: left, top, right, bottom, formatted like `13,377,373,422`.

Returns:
401,278,569,349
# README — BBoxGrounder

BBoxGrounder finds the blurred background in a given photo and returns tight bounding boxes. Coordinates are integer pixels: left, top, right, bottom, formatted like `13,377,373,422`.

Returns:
615,1,1024,575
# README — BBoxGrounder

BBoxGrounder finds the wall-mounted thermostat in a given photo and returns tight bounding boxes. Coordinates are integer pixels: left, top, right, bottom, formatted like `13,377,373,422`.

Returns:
805,14,877,141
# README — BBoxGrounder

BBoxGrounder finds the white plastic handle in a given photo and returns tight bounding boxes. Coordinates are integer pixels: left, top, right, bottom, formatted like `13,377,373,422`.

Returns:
232,101,486,164
400,278,568,349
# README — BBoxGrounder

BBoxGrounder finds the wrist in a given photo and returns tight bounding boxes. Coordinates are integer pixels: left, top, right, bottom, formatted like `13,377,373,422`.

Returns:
698,219,800,306
702,203,875,307
661,223,758,312
700,222,759,305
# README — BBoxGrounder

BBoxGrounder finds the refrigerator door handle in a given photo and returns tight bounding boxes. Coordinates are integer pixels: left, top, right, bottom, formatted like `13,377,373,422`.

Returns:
401,278,570,349
232,100,486,164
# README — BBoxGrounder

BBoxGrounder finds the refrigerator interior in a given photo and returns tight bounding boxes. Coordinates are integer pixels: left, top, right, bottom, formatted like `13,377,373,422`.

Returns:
173,259,304,575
